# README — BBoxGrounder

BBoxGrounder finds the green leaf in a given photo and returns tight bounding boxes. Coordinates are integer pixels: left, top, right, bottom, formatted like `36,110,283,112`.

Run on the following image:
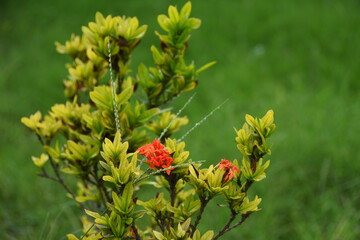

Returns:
66,234,79,240
95,12,105,25
168,5,180,23
175,30,190,45
153,231,166,240
150,46,163,65
137,63,150,86
181,218,191,232
112,191,122,211
262,109,274,127
201,231,214,240
180,2,192,19
139,108,160,122
133,25,148,39
21,111,42,130
61,167,83,175
85,209,102,219
133,210,146,219
157,15,170,32
31,153,49,168
187,18,201,29
253,159,270,181
44,141,61,163
66,141,85,161
117,87,133,106
121,182,134,212
197,61,216,73
241,157,252,180
103,175,115,183
237,195,262,214
90,86,113,111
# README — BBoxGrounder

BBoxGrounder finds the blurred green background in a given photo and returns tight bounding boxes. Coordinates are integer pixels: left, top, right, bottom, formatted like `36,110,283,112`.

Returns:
1,0,360,239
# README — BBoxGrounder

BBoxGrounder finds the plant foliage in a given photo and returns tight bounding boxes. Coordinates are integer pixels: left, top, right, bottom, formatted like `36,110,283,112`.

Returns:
21,2,275,239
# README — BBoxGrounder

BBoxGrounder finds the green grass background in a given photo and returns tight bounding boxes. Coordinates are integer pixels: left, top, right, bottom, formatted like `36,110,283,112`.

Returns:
1,0,360,239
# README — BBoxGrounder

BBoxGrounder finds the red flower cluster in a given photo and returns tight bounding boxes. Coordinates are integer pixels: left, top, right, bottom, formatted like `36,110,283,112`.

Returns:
137,139,174,175
218,159,240,183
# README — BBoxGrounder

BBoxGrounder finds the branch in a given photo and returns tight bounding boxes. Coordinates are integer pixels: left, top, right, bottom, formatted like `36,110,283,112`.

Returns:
190,197,209,236
90,165,111,204
212,211,237,240
225,213,252,234
212,213,251,240
131,221,142,240
155,213,166,232
47,157,85,209
168,175,177,206
244,180,253,192
38,168,58,182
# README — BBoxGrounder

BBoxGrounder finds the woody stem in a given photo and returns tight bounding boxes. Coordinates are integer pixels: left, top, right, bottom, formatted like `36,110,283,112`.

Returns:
191,196,209,236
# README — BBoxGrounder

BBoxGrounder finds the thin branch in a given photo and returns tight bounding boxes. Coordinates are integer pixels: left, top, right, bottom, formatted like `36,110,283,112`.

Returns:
85,174,98,186
212,211,237,240
100,181,111,203
38,168,56,180
212,213,251,240
97,182,107,208
36,134,44,145
49,160,75,197
167,174,178,207
244,180,253,192
155,213,166,232
47,157,85,209
131,221,142,240
90,165,111,204
224,213,251,236
191,197,209,236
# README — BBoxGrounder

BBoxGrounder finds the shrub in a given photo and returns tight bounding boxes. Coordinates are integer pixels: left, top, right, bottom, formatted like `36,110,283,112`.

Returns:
21,2,275,239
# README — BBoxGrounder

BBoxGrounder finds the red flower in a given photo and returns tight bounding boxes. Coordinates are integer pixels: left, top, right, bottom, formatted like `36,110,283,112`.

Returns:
219,159,233,170
137,139,174,175
218,159,240,183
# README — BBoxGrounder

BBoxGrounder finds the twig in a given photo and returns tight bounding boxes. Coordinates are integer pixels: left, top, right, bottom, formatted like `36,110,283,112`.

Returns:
212,213,251,240
49,160,75,198
191,197,209,236
155,213,166,232
131,221,142,240
244,180,253,192
212,211,237,240
44,157,85,209
39,168,58,182
91,165,111,204
47,157,85,209
169,179,176,206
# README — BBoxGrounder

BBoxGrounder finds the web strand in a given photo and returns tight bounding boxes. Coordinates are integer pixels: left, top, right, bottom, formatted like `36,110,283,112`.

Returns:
158,93,196,140
177,99,229,143
107,38,121,133
80,37,119,240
